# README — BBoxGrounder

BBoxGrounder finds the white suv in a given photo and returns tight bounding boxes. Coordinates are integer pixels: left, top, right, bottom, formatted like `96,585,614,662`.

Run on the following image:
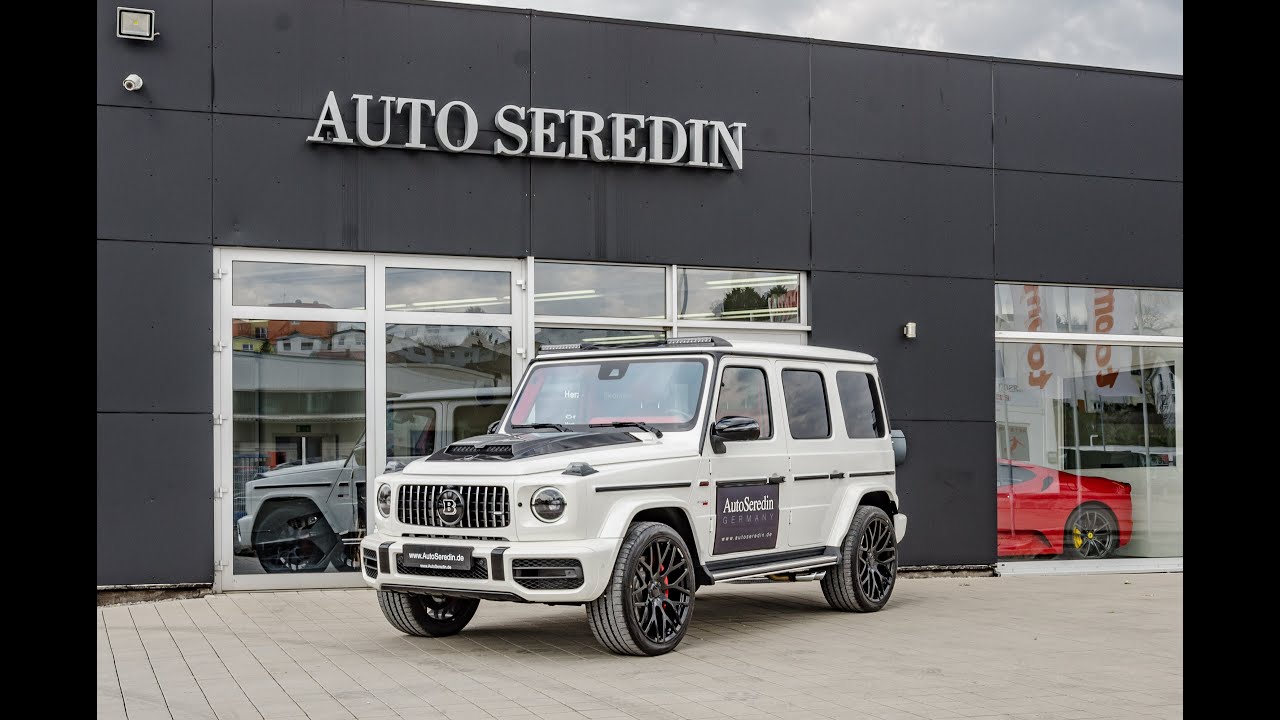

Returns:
361,336,909,656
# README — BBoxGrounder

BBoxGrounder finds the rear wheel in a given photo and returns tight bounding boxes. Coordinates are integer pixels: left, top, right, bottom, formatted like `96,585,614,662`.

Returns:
821,505,898,612
587,521,696,656
377,590,480,637
1062,504,1119,559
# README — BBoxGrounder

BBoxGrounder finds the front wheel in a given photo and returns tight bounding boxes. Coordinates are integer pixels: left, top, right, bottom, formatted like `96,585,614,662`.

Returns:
587,521,696,656
253,503,338,573
821,505,898,612
378,590,480,637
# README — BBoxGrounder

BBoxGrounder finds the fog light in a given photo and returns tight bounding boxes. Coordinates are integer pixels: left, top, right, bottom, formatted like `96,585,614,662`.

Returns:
377,484,392,517
531,487,567,523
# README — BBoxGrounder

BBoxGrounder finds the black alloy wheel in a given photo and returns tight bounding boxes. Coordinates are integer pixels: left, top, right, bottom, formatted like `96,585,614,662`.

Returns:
856,513,897,603
588,521,697,656
629,534,694,646
1064,505,1119,559
821,505,898,612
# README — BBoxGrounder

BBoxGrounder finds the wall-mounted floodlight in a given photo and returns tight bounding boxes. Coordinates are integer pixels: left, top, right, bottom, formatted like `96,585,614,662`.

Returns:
903,322,917,339
117,7,156,41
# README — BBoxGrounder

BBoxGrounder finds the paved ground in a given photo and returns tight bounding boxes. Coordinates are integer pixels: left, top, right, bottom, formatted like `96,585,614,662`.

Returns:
97,573,1182,720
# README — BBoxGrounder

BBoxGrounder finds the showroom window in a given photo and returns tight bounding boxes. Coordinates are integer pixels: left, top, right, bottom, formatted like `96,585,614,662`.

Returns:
216,251,809,592
532,260,808,353
994,283,1182,570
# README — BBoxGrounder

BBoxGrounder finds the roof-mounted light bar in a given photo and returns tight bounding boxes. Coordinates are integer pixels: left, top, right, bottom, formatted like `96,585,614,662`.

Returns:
537,335,732,354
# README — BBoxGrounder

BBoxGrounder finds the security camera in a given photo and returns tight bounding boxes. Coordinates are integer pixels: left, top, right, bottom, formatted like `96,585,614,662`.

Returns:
123,73,144,91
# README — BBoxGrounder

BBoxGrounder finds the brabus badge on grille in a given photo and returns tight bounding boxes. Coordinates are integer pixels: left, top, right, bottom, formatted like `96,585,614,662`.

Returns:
436,488,465,526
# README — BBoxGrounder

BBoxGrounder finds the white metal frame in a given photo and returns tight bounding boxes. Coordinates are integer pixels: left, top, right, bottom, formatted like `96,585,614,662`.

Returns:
994,281,1182,574
213,248,527,591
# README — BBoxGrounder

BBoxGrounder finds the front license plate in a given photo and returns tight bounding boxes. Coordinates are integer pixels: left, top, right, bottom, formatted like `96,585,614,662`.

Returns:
401,544,472,571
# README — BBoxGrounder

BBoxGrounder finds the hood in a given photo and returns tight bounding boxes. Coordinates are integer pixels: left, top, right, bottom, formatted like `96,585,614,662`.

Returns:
424,431,641,462
248,459,346,488
396,429,697,477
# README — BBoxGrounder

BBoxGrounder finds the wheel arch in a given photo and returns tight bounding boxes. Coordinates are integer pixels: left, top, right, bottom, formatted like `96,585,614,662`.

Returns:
825,483,900,547
628,506,712,587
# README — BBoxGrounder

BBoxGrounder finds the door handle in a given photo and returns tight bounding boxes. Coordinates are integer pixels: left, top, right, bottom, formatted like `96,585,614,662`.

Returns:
767,473,786,484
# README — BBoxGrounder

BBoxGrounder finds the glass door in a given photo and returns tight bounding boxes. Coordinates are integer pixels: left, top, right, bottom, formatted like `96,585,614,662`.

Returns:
214,249,526,591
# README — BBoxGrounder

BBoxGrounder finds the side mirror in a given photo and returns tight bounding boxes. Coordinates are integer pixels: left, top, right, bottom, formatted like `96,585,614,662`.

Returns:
891,429,907,466
710,415,761,454
487,420,501,434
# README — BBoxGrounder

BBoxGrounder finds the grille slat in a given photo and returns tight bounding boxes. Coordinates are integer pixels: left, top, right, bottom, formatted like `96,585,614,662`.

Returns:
362,548,379,579
397,485,511,529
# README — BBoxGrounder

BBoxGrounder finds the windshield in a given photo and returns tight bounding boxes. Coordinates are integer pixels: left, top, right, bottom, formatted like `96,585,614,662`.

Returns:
507,357,709,433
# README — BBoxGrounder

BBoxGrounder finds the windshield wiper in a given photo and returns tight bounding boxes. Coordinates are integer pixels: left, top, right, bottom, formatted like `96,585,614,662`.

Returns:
510,423,569,432
589,421,664,438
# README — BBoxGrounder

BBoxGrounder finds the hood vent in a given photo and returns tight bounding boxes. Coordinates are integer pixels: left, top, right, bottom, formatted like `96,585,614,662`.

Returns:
444,443,514,458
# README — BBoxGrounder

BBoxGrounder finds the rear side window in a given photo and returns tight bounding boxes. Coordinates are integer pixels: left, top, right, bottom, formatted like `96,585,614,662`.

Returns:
835,371,885,439
715,367,772,439
781,370,830,439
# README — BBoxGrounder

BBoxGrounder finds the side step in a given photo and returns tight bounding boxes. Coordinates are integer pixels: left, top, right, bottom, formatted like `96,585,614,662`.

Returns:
705,547,840,582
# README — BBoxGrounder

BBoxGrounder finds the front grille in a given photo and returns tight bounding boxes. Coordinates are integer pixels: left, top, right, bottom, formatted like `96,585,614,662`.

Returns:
362,548,379,579
397,485,510,528
396,555,489,580
512,558,584,590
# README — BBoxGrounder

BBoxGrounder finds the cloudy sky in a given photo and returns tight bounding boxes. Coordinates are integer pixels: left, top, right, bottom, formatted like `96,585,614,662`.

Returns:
459,0,1182,74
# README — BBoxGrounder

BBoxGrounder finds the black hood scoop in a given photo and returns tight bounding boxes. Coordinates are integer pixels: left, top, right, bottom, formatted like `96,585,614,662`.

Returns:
425,431,641,462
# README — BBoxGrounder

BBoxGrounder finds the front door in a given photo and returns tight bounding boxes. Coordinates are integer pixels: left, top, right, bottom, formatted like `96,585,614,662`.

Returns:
705,360,790,558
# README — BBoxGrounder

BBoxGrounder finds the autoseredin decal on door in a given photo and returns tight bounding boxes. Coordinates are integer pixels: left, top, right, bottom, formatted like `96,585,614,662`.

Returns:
714,484,780,554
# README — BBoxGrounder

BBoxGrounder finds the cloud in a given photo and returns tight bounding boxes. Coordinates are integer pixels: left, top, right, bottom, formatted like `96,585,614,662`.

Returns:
458,0,1182,74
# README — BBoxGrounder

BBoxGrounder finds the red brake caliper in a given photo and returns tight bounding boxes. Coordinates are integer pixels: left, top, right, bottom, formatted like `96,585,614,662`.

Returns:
661,563,669,598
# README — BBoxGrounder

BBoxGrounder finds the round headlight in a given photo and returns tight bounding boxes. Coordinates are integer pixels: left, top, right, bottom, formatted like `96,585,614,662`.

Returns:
376,484,392,518
530,486,567,523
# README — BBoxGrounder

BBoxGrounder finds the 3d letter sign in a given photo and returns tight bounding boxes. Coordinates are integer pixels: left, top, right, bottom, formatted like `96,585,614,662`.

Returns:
306,91,747,170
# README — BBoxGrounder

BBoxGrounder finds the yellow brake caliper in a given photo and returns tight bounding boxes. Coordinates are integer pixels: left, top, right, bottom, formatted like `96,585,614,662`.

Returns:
1072,527,1084,549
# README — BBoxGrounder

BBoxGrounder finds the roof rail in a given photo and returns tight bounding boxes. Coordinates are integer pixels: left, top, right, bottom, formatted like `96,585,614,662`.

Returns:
538,335,732,354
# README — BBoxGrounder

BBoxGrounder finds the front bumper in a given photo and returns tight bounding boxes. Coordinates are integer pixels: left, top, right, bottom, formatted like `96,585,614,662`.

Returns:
359,535,618,603
894,513,908,543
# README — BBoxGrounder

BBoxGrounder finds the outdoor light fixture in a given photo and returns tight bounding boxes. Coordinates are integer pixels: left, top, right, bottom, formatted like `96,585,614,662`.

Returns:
117,7,157,41
903,322,917,339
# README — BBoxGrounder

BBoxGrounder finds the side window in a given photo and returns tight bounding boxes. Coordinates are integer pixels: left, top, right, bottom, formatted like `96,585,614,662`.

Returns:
835,370,885,439
781,369,830,439
715,366,772,439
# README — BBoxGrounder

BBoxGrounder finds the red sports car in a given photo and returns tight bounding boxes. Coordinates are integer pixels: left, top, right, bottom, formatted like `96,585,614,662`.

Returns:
997,459,1133,559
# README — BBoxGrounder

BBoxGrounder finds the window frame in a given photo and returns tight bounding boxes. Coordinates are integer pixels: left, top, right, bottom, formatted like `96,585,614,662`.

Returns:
780,367,833,440
714,364,775,440
834,369,886,440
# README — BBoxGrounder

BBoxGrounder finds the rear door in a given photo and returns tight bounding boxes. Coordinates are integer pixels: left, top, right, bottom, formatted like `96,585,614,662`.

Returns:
778,364,842,547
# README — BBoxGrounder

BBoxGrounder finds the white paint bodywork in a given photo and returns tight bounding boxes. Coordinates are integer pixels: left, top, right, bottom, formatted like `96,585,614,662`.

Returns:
361,343,907,603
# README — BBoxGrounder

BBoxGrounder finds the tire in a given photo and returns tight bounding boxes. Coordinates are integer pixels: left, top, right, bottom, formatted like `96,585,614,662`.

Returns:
253,503,338,573
377,590,480,637
587,521,696,656
821,505,898,612
1062,504,1119,559
331,544,359,572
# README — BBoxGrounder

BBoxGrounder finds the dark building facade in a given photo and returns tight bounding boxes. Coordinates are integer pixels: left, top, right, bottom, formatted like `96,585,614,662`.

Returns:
97,0,1183,590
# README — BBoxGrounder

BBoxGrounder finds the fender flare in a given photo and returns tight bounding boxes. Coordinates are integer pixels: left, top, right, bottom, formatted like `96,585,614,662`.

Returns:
825,483,900,547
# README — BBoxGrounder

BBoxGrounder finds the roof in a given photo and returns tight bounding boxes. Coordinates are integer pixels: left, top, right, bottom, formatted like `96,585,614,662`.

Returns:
535,337,877,364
